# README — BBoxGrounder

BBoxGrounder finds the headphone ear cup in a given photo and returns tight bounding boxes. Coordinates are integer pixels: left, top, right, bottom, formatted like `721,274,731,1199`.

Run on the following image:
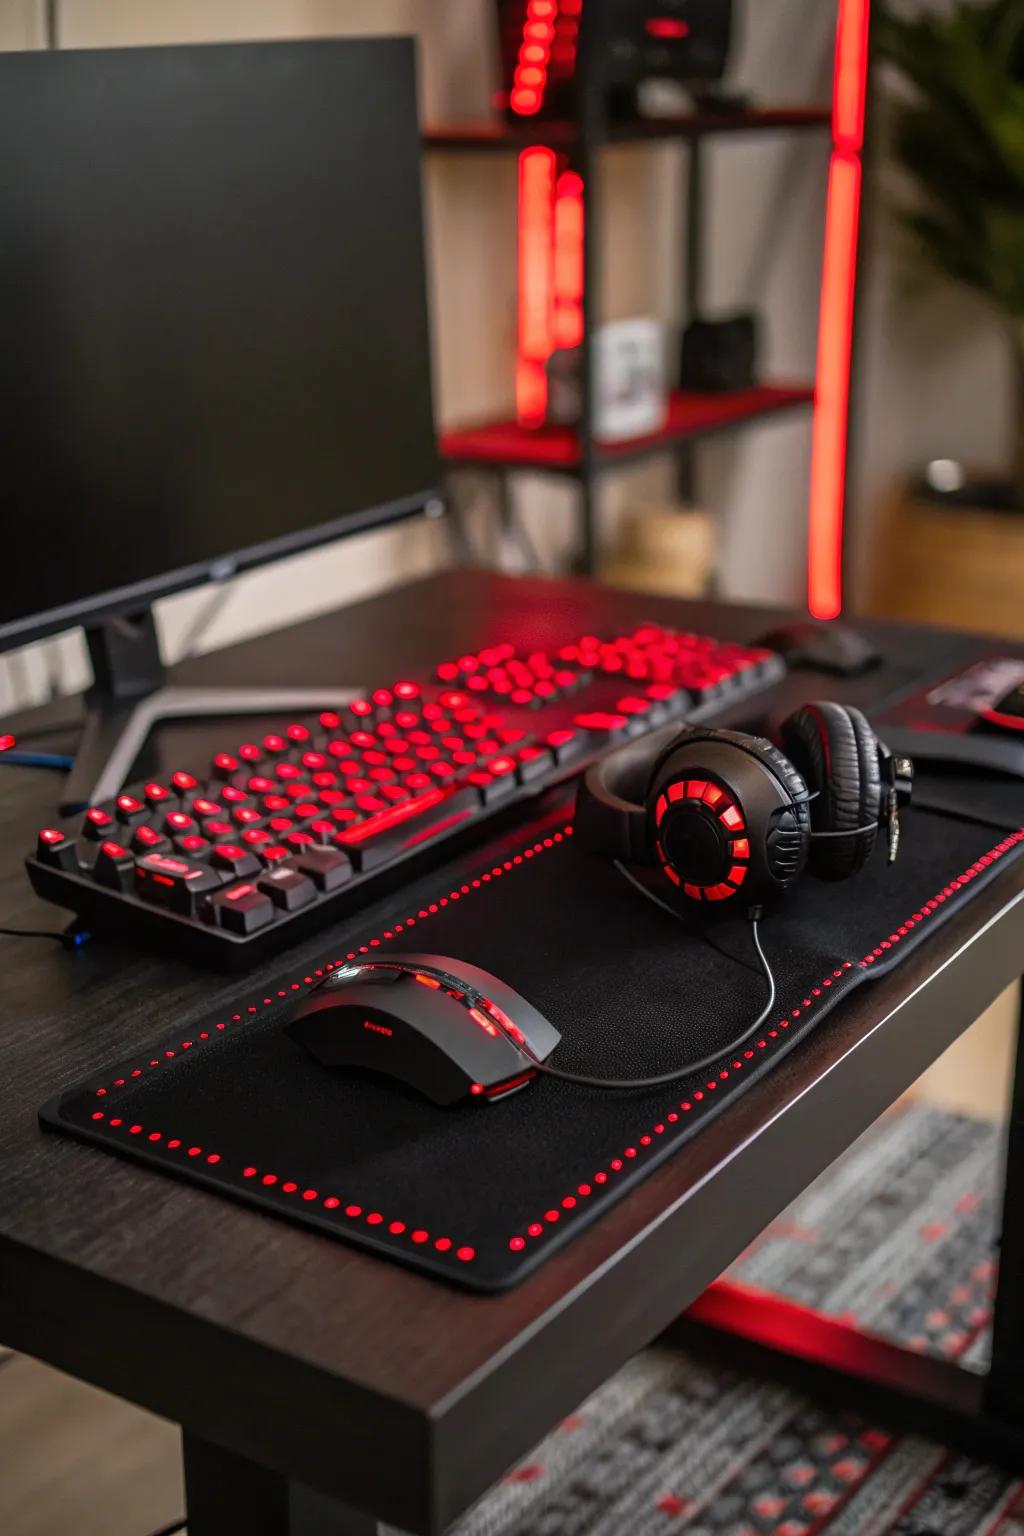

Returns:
780,702,881,880
650,730,811,902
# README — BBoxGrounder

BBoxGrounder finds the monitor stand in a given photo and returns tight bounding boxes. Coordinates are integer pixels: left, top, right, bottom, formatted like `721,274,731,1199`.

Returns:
61,609,362,816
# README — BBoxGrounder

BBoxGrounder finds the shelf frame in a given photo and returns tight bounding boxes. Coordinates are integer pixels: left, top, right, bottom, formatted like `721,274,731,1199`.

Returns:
424,17,833,575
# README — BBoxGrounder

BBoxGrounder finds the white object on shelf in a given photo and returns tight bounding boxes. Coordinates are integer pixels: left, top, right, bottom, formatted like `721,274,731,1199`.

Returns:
547,318,668,442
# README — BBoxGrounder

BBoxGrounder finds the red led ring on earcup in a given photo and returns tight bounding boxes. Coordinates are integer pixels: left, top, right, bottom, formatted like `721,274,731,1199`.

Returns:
652,776,749,901
649,732,810,907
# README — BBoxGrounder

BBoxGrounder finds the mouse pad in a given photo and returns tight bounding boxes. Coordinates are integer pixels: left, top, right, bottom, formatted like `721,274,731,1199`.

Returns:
43,807,1024,1291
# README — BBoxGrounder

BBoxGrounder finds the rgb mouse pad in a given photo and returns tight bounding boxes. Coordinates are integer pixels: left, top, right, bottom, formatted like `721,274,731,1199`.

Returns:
43,808,1024,1290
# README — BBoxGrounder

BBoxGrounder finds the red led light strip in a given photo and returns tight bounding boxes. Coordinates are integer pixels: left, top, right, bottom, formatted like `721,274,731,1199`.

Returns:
85,830,577,1268
82,821,1024,1271
807,0,871,621
517,145,557,426
512,3,586,426
516,153,587,424
506,827,1024,1254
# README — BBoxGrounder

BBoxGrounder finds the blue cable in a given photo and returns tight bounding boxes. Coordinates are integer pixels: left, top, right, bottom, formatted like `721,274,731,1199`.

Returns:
0,750,73,769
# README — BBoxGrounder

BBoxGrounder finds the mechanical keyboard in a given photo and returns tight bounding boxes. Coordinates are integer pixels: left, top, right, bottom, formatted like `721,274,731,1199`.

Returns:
26,625,784,965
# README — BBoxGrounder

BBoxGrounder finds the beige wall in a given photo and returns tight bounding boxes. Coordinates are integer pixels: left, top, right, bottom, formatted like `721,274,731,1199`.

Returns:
2,0,835,711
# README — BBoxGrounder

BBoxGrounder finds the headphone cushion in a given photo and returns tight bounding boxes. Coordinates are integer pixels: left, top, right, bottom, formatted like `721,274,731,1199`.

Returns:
781,702,880,879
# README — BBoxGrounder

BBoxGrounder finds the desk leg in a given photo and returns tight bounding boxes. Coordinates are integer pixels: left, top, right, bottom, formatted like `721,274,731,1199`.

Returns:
182,1433,380,1535
983,979,1024,1425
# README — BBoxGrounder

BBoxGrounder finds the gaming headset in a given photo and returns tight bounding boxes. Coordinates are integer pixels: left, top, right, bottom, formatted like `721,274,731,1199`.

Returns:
575,702,914,912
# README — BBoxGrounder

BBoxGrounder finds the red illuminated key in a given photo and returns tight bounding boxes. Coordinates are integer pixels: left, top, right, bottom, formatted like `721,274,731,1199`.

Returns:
335,784,478,871
211,843,261,879
132,824,170,854
467,769,515,806
171,770,198,796
135,852,223,912
176,833,211,859
114,793,146,824
573,712,629,736
164,810,197,835
211,882,275,935
515,745,552,783
36,828,78,870
212,752,239,779
284,830,315,850
93,840,135,890
82,806,115,840
143,782,171,807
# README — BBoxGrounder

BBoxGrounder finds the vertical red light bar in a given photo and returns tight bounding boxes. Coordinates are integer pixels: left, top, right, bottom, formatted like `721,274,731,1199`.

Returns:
807,0,871,620
552,169,584,349
517,146,557,426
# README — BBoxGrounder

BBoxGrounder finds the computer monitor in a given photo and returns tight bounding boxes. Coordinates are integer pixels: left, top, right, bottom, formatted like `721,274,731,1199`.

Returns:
0,37,441,810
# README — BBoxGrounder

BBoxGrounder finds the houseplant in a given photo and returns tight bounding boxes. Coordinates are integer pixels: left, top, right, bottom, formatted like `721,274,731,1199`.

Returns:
876,0,1024,510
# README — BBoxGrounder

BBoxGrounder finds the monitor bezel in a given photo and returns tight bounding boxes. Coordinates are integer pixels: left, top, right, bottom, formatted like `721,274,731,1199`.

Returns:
0,486,443,653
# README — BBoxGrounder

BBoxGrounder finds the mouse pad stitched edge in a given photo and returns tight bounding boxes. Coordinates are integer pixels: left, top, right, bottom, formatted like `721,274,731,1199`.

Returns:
41,812,1024,1291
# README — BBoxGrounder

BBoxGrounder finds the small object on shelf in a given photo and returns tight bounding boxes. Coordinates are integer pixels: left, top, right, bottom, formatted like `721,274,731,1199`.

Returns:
546,318,668,441
680,313,758,392
602,501,716,598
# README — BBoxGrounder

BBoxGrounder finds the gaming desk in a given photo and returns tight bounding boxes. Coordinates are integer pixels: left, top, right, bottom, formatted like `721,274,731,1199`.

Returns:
1,571,1022,1534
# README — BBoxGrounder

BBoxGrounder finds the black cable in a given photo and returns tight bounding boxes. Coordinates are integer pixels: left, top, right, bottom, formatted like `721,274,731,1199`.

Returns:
533,904,776,1091
0,925,91,949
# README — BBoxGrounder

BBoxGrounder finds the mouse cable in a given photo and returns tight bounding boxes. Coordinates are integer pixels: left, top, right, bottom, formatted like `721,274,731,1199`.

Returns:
529,863,775,1091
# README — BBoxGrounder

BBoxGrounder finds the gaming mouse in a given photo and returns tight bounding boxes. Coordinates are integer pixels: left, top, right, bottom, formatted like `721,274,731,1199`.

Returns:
287,953,561,1107
756,619,880,676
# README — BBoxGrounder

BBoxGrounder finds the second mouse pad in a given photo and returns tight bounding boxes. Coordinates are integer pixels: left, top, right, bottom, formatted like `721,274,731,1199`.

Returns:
44,808,1024,1289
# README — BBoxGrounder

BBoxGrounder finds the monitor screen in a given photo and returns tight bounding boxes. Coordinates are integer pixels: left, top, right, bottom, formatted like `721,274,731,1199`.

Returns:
0,39,439,651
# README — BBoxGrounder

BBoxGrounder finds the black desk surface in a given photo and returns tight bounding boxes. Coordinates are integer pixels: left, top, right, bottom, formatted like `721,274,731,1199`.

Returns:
2,570,1022,1534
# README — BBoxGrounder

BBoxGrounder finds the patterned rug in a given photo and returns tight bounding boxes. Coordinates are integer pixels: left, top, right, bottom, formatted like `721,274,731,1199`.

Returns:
439,1103,1014,1536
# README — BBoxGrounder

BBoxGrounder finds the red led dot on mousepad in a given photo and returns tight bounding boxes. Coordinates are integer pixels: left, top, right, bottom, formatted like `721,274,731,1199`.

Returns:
43,808,1024,1290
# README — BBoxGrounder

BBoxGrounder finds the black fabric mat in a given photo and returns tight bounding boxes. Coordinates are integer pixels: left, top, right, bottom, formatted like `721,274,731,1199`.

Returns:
911,766,1024,832
43,807,1024,1291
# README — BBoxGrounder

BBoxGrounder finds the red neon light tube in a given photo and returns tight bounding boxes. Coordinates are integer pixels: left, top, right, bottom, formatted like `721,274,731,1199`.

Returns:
807,0,870,621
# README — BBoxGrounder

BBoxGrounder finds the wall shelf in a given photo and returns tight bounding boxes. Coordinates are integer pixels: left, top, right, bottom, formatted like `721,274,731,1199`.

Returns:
423,104,831,152
440,383,815,474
